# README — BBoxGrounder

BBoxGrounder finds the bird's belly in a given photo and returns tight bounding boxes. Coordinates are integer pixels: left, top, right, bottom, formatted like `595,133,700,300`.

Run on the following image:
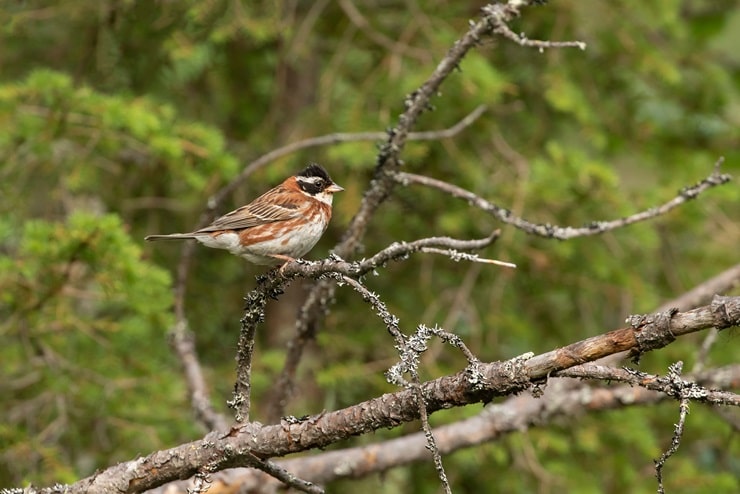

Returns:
241,222,326,261
195,221,326,265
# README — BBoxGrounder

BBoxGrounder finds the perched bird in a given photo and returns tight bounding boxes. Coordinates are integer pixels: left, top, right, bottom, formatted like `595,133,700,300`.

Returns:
146,163,343,266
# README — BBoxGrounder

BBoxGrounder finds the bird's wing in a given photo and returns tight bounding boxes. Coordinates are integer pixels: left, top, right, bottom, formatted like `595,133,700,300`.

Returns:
196,188,303,232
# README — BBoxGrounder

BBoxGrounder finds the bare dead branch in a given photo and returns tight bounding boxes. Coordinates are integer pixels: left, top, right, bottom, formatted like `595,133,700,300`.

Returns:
598,261,740,368
419,247,516,268
557,364,740,407
279,233,500,282
658,262,740,374
394,159,731,240
43,296,738,493
229,272,289,422
169,321,229,431
655,363,691,494
145,363,740,493
525,295,740,379
420,324,481,366
244,452,325,494
486,7,587,51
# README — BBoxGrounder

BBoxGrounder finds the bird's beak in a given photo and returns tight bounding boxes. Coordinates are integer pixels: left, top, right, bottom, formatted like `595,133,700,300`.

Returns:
327,183,344,193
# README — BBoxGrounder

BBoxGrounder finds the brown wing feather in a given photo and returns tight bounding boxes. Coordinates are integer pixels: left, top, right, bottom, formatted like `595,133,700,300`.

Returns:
195,183,304,233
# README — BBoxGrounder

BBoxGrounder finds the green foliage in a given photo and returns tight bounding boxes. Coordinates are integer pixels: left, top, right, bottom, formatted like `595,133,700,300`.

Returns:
0,212,196,483
1,0,738,492
0,69,238,214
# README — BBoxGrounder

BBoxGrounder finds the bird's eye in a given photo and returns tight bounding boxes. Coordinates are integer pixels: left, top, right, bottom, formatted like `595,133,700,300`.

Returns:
298,177,325,195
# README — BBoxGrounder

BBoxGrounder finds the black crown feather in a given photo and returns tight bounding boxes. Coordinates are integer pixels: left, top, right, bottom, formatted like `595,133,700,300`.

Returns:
298,163,330,181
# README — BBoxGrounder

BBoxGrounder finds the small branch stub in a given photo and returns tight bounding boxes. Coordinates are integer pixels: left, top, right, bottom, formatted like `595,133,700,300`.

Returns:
711,294,740,330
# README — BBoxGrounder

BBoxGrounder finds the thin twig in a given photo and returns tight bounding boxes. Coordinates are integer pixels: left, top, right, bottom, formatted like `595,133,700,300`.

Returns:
419,247,516,268
245,452,325,494
422,324,481,365
557,364,739,406
419,390,452,494
335,275,452,494
655,363,690,494
487,10,586,51
290,233,501,278
394,158,730,240
598,261,740,368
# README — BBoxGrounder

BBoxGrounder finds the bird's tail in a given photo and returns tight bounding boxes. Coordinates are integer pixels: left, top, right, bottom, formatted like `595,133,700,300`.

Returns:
145,233,199,241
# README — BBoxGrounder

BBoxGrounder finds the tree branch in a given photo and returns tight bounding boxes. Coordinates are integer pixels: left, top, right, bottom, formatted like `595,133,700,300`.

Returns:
654,363,691,494
36,295,739,493
229,273,289,422
144,363,739,493
486,5,587,51
393,158,731,240
169,321,229,431
557,363,739,406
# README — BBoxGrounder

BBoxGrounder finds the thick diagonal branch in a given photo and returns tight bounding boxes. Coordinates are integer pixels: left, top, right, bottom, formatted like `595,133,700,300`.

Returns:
148,363,739,493
49,296,739,493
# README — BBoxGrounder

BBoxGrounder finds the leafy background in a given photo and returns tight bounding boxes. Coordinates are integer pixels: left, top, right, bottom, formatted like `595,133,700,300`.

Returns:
1,1,738,492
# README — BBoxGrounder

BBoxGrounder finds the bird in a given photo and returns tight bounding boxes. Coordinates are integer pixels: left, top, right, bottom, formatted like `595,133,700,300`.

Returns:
145,163,343,266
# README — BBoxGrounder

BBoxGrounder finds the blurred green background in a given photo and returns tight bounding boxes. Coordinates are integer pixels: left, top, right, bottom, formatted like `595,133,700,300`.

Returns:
1,1,738,492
